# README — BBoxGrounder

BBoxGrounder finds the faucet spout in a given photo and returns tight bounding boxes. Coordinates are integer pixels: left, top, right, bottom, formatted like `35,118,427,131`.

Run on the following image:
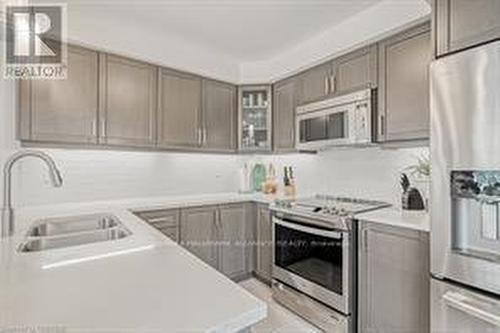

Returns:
2,150,63,238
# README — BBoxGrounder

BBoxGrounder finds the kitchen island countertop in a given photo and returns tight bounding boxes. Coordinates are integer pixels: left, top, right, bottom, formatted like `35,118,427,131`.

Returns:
0,192,271,332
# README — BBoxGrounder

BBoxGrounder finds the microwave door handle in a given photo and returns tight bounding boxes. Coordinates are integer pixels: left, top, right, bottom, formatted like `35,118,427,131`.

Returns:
443,291,500,327
273,217,342,239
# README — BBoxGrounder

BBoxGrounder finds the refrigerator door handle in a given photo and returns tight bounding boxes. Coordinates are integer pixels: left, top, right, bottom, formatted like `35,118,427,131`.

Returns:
443,291,500,327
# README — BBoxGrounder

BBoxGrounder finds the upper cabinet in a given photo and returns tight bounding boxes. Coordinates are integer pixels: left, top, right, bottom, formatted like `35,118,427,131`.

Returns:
377,23,431,143
157,68,202,149
434,0,500,57
18,21,431,153
19,45,99,144
238,85,272,152
297,44,377,105
334,45,378,93
298,62,333,104
273,77,298,152
100,54,157,147
202,79,237,152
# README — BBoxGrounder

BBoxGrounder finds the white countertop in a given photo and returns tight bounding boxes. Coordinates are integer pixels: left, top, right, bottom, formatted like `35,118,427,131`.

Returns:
0,192,272,332
356,207,430,232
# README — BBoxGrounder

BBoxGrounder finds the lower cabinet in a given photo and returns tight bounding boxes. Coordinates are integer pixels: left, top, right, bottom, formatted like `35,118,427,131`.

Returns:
137,202,269,282
180,205,219,269
358,221,429,333
134,209,180,242
255,204,273,283
218,204,248,278
180,203,252,280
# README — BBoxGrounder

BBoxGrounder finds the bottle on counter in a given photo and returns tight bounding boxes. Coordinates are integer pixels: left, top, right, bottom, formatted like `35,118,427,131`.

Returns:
283,166,296,197
239,162,252,193
263,163,278,194
252,163,266,192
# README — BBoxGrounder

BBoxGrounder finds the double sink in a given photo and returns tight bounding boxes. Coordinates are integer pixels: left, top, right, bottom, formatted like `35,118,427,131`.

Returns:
18,214,132,252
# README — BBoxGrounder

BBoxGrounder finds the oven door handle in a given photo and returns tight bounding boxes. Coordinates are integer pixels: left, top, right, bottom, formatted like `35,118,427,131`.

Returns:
273,217,343,239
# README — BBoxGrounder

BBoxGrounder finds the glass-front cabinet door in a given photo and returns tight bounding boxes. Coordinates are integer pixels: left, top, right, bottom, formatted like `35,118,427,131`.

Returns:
238,85,272,152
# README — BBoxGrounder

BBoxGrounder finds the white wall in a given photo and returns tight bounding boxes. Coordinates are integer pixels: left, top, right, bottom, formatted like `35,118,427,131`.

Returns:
240,0,431,83
63,3,242,83
27,0,430,83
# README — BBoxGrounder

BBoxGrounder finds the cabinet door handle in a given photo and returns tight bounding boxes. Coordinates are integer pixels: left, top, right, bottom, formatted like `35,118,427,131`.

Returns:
361,228,368,252
91,120,97,136
330,75,336,94
197,127,202,146
324,76,330,95
203,127,207,145
379,115,385,136
101,120,106,138
147,217,174,224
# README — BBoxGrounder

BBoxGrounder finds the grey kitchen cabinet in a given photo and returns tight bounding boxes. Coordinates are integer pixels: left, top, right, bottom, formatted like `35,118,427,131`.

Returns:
358,221,430,333
255,204,272,283
134,209,180,242
19,45,99,144
180,204,252,280
297,44,377,104
218,203,248,279
334,44,378,93
100,54,157,147
377,23,431,142
202,79,237,152
157,68,202,149
238,85,273,152
298,62,333,104
180,206,219,269
273,77,298,152
434,0,500,57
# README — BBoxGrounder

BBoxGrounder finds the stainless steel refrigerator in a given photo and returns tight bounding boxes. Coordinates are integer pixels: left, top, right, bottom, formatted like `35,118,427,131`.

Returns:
431,41,500,332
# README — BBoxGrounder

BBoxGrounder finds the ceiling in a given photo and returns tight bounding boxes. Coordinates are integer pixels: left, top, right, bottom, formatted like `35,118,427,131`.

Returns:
58,0,384,62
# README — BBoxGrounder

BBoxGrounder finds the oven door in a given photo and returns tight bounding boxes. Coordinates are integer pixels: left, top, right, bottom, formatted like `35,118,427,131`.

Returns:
272,216,351,314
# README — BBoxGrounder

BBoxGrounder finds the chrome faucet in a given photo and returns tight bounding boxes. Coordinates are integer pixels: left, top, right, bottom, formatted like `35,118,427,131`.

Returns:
1,150,63,238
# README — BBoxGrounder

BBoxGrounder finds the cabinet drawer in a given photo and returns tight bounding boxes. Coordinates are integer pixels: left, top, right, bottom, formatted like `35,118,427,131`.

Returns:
135,209,179,227
157,226,178,242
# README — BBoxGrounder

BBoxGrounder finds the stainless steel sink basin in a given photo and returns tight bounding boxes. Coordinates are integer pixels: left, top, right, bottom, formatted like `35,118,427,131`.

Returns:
19,227,131,253
27,214,120,237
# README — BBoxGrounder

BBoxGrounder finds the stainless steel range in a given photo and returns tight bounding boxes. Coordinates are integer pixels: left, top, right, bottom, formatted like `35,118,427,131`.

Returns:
270,195,390,333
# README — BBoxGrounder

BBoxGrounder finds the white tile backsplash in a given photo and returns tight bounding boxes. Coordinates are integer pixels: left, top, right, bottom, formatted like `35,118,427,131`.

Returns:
2,145,428,208
316,146,429,206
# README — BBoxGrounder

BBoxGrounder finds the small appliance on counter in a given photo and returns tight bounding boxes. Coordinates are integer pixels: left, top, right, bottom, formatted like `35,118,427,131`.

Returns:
400,173,425,211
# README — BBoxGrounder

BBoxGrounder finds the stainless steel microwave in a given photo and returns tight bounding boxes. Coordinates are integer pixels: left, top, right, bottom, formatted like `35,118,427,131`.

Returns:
296,89,375,150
